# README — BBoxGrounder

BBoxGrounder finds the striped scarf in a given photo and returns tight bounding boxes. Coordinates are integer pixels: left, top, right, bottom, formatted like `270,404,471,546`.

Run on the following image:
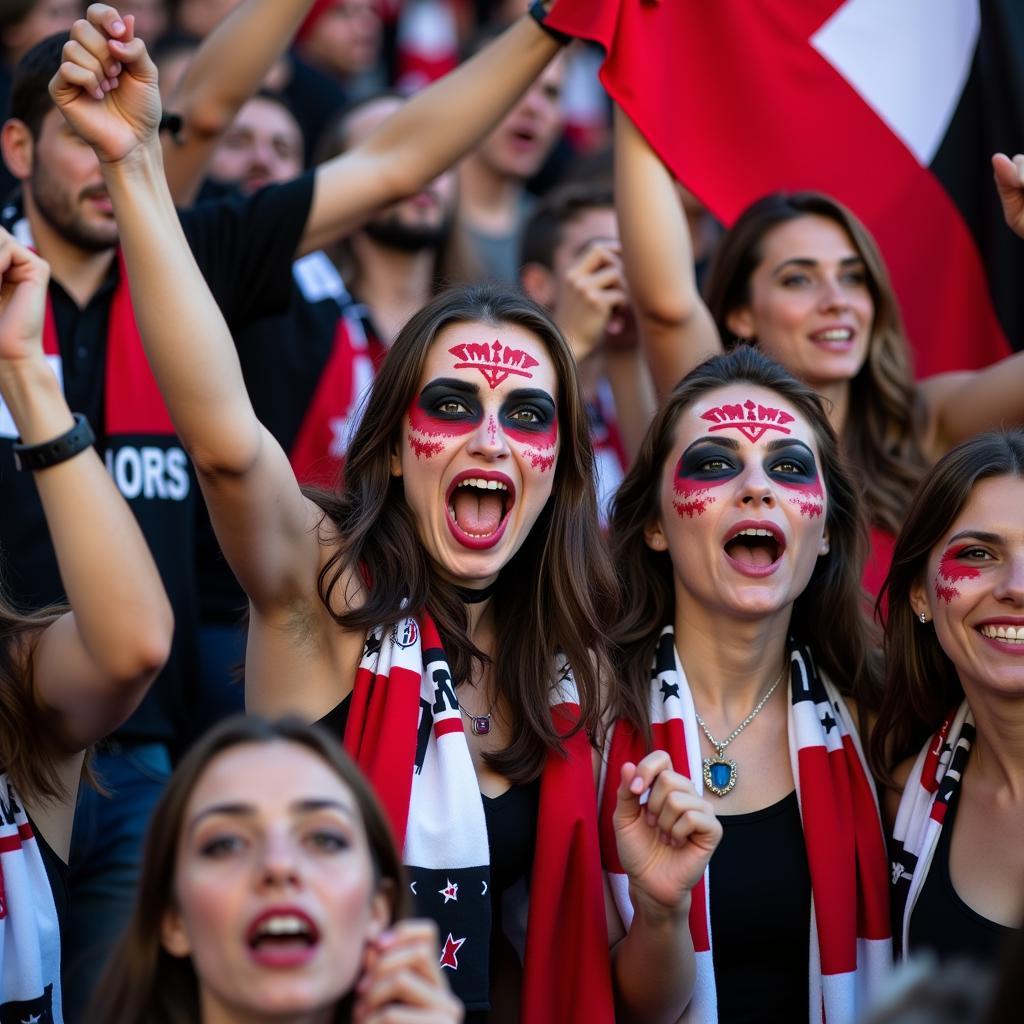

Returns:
890,701,974,958
0,775,62,1022
598,627,891,1023
343,612,613,1022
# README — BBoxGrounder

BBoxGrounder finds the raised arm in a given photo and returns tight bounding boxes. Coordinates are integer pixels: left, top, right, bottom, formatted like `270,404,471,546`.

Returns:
49,9,325,625
160,0,317,204
298,7,564,254
0,234,171,759
614,104,721,400
916,152,1024,455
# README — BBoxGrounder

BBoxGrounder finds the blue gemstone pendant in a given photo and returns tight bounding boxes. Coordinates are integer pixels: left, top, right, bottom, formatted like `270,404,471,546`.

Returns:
703,754,738,797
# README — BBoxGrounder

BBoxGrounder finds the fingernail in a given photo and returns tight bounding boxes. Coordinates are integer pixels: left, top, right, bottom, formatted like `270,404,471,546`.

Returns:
93,87,105,100
112,19,125,33
630,778,644,794
107,62,121,76
100,79,111,92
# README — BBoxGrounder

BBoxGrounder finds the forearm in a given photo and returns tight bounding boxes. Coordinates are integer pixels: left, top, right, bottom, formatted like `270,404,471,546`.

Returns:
614,105,720,396
0,357,171,681
303,15,560,251
613,891,696,1024
604,347,655,461
163,0,316,203
101,140,263,475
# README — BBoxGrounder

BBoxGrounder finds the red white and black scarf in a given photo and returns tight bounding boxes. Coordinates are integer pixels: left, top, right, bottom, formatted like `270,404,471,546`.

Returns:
288,251,385,487
0,775,63,1023
342,613,614,1021
890,701,974,958
599,627,891,1024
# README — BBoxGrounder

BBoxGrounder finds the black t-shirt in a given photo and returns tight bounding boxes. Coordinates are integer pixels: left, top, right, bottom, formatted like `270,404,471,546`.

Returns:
0,174,315,745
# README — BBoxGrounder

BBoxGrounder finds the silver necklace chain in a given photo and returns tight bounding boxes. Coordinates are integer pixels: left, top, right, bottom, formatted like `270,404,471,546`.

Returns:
693,661,788,755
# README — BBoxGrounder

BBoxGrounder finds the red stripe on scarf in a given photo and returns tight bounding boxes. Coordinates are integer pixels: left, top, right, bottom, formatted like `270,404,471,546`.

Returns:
921,711,957,796
798,744,858,975
0,823,33,854
42,252,174,436
434,718,463,738
523,704,614,1024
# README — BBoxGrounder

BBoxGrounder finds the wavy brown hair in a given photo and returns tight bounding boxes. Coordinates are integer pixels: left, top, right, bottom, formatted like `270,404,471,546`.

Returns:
609,347,879,737
870,430,1024,784
0,593,81,802
310,284,615,782
89,715,410,1024
703,192,929,537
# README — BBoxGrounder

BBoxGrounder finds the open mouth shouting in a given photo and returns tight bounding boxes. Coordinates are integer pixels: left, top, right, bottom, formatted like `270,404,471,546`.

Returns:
445,470,516,550
723,521,787,577
246,907,321,968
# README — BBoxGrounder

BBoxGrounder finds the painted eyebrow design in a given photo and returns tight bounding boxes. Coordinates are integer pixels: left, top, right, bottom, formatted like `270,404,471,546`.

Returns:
188,798,355,835
682,436,740,456
764,439,816,458
504,388,556,405
771,255,866,276
420,377,480,398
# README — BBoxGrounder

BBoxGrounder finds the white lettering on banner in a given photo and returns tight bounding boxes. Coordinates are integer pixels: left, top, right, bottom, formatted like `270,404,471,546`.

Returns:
104,446,190,501
0,356,64,439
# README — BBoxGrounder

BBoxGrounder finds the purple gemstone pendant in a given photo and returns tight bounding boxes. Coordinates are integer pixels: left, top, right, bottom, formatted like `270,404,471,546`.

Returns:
469,714,491,736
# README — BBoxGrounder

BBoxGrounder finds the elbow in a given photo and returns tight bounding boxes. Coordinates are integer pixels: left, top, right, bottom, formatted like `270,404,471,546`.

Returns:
102,604,174,694
185,422,264,481
637,293,702,333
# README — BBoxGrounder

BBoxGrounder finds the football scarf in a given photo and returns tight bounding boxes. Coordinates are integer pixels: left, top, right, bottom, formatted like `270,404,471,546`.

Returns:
0,776,62,1024
889,700,973,959
288,251,385,487
598,627,891,1023
342,612,614,1021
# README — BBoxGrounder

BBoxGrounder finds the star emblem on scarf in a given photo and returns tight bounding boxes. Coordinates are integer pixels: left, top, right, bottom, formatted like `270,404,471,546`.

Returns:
819,709,837,733
439,932,466,971
438,878,459,904
363,631,383,659
660,680,680,701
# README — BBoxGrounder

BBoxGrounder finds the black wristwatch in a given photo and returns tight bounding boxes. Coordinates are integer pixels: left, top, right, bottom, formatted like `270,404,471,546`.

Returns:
528,0,572,46
13,413,96,471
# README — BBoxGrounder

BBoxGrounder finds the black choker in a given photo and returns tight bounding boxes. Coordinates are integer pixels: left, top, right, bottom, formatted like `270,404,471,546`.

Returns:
456,581,498,604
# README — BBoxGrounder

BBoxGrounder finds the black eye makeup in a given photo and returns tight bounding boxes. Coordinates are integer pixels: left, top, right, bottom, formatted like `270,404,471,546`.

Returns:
677,441,741,482
418,379,483,422
766,443,818,482
499,388,557,437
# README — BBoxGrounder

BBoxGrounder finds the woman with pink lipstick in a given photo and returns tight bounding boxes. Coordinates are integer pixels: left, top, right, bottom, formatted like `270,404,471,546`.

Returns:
51,11,721,1024
89,715,463,1024
606,347,891,1023
874,429,1024,963
615,107,1024,594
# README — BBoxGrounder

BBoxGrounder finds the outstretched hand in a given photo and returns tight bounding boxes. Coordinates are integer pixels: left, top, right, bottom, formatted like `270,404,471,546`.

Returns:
613,751,720,914
0,231,50,369
48,4,161,165
993,153,1024,239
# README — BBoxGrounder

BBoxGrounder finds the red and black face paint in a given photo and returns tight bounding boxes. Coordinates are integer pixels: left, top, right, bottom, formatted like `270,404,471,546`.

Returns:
407,379,480,460
502,388,558,473
447,340,539,389
768,441,824,519
935,544,981,604
672,440,737,518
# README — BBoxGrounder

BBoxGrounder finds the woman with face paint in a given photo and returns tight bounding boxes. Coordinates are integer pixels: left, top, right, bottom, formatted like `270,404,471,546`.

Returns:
873,430,1024,964
615,107,1024,595
88,715,462,1024
606,347,891,1024
49,11,721,1024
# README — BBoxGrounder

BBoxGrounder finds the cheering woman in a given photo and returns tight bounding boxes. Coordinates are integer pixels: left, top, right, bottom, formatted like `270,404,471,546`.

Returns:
605,347,890,1023
875,430,1024,963
0,230,171,1019
50,8,721,1023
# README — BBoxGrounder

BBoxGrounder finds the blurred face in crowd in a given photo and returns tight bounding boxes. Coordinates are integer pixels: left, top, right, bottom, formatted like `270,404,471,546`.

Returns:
342,96,457,253
725,215,875,392
162,741,391,1019
473,53,565,183
114,0,169,44
2,0,80,62
208,97,304,195
299,0,382,81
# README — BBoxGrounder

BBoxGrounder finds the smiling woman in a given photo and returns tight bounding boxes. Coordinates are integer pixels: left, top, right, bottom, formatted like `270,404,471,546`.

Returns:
874,429,1024,965
605,347,891,1024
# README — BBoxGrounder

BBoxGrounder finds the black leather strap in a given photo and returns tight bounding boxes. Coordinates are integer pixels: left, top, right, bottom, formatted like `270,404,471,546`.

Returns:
14,413,96,471
528,0,572,46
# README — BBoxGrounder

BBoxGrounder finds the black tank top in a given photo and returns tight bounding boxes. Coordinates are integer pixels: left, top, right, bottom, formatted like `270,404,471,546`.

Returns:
710,790,811,1023
908,785,1016,961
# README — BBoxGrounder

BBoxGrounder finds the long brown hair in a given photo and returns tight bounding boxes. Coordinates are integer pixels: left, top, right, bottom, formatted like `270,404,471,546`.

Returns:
0,592,78,802
310,284,615,782
703,191,929,537
870,429,1024,783
609,347,878,737
89,715,410,1024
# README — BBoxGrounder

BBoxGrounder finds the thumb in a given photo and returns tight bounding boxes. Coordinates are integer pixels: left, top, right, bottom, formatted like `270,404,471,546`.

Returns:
108,17,158,83
614,761,646,825
992,152,1024,192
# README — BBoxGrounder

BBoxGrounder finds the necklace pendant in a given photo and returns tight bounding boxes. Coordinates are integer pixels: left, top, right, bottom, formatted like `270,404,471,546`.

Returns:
703,754,737,797
469,714,491,736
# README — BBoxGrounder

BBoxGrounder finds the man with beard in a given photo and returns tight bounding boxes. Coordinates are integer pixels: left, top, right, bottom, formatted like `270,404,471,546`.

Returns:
0,4,574,1012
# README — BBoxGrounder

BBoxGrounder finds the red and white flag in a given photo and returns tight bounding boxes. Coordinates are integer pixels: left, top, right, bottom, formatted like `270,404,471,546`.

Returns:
547,0,1024,375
